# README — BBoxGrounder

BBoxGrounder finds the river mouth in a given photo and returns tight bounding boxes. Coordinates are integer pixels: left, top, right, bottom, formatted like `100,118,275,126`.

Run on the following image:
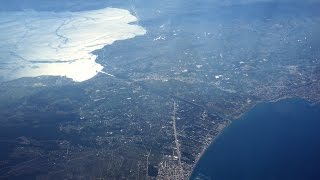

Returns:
191,99,320,180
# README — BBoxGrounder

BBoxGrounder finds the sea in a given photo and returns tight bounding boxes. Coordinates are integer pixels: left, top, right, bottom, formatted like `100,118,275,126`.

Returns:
191,99,320,180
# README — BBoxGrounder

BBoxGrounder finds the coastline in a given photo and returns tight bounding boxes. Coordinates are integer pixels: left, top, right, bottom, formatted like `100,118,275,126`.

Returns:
188,96,319,179
0,7,146,82
189,119,231,178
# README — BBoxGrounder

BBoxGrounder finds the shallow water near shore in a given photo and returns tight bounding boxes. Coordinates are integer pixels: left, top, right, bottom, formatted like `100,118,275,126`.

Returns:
191,99,320,180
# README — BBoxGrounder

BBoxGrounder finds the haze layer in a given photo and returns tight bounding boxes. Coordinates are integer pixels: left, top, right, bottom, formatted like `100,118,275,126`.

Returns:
0,8,146,82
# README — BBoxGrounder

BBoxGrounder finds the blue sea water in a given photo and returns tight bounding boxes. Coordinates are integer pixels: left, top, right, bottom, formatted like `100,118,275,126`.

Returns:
191,99,320,180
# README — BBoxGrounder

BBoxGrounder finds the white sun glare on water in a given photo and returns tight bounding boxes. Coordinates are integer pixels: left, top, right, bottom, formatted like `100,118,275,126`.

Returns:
0,8,146,82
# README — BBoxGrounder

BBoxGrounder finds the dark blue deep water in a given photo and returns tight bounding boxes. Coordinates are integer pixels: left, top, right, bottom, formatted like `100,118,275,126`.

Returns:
191,99,320,180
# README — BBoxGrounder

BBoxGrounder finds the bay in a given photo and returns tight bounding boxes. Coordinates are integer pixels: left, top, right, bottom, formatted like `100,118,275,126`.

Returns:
191,99,320,180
